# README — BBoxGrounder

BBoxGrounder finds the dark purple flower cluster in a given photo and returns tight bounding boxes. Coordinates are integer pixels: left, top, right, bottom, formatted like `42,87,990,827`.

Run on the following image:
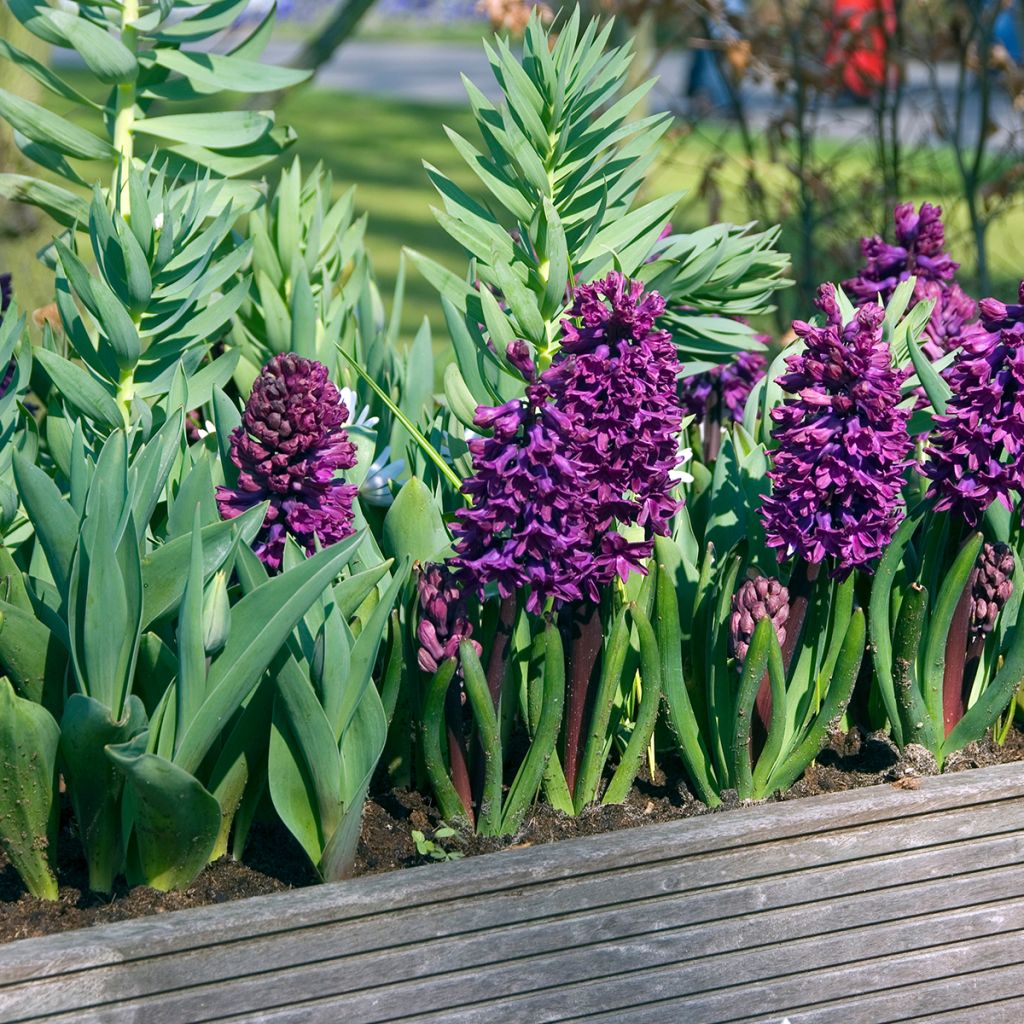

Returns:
760,285,913,576
679,340,768,423
416,562,482,674
844,202,979,359
451,380,594,613
547,272,684,544
452,273,684,611
923,303,1024,526
216,354,359,571
0,272,13,399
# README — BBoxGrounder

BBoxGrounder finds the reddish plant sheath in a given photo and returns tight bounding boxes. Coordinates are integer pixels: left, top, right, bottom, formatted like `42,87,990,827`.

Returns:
445,683,474,825
563,603,604,795
943,567,978,738
485,596,517,709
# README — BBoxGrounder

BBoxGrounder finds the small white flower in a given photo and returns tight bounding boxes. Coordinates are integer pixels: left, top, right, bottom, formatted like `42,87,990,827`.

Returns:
671,443,695,485
360,447,405,507
153,211,165,231
339,386,379,430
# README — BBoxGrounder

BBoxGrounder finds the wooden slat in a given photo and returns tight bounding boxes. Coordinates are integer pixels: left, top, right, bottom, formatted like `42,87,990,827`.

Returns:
0,763,1021,1024
3,762,1021,982
6,802,1020,1021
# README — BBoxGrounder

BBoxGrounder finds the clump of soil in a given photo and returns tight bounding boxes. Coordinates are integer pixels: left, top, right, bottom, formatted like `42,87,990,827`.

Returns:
3,726,1022,943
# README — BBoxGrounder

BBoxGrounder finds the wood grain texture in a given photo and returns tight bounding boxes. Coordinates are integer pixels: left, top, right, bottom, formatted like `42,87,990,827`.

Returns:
0,762,1021,1024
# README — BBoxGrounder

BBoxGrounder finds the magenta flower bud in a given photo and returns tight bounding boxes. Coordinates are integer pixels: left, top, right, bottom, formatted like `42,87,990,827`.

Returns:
415,563,481,674
730,575,790,667
505,340,536,380
760,285,913,577
216,354,359,571
970,542,1015,641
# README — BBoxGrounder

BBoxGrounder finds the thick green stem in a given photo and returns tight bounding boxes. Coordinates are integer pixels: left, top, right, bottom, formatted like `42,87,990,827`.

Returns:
113,0,139,216
602,604,662,805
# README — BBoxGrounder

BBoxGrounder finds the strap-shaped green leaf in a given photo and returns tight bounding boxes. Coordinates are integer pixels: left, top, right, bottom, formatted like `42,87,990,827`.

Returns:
60,693,147,894
0,681,60,899
152,48,311,93
0,87,111,160
173,534,364,775
134,112,274,150
140,504,265,627
106,738,221,892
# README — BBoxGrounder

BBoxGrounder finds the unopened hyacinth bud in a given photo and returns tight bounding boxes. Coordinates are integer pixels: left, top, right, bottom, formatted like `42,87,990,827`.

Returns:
416,562,481,674
216,354,359,571
970,543,1015,640
844,202,979,359
760,285,913,576
730,575,790,667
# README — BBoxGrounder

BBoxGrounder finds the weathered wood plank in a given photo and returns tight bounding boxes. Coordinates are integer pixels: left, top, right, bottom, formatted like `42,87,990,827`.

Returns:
396,923,1024,1024
3,801,1021,1021
12,839,1022,1024
2,764,1021,985
0,763,1020,1024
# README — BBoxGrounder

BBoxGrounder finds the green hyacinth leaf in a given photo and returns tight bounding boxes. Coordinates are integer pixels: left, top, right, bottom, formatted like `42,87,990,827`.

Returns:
140,504,265,627
0,601,67,711
107,737,221,892
268,659,344,873
173,534,365,775
60,693,147,894
0,681,60,900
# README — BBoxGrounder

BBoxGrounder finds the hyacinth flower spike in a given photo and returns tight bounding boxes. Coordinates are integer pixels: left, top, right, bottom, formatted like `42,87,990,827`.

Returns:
439,273,686,823
216,354,360,572
844,201,981,360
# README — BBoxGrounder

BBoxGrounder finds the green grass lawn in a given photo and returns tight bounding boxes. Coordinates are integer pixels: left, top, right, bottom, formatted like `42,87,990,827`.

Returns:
5,74,1024,353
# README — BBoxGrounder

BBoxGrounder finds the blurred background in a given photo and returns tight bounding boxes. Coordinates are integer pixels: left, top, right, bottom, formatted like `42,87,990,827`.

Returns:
3,0,1024,339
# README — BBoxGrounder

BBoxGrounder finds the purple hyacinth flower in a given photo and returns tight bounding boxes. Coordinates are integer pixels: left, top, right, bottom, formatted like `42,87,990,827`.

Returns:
216,354,359,571
0,272,13,399
544,272,684,554
977,281,1024,341
923,315,1024,526
451,377,594,614
844,202,980,360
415,562,482,674
760,284,913,577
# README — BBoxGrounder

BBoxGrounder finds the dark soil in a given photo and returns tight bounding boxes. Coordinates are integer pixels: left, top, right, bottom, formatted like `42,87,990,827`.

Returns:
3,726,1022,944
